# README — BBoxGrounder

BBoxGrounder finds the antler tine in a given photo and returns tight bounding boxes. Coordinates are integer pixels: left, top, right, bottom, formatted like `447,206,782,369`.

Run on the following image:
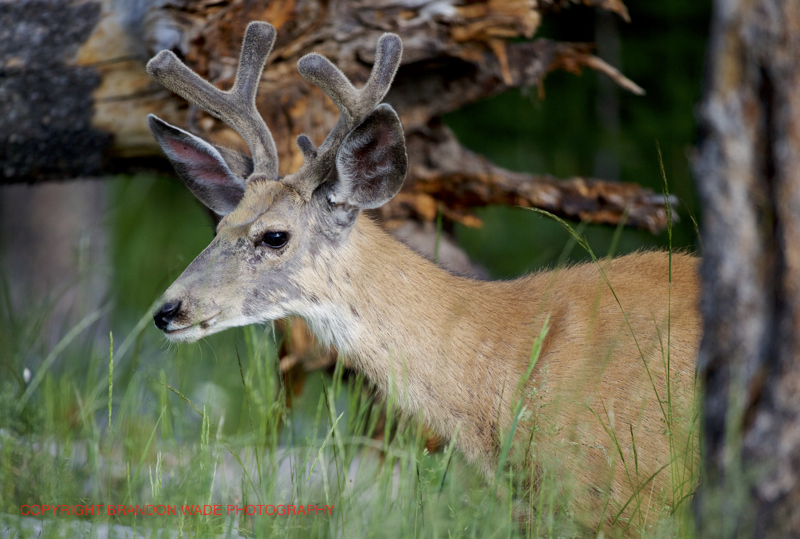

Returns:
147,22,279,181
284,33,403,198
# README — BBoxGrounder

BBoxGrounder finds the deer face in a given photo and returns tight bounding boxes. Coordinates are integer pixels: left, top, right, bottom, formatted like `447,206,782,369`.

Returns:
147,24,406,341
153,179,307,341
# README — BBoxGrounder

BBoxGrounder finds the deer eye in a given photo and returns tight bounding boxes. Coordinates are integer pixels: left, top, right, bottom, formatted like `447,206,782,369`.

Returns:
259,231,289,249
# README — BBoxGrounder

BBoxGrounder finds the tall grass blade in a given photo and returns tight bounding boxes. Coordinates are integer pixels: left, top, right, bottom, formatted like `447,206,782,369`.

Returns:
17,303,111,411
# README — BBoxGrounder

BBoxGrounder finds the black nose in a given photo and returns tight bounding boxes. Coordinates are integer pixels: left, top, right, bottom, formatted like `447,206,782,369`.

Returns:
154,301,181,331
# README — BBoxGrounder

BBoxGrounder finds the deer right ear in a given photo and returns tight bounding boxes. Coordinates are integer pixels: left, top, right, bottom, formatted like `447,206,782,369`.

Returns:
148,114,246,216
331,104,408,210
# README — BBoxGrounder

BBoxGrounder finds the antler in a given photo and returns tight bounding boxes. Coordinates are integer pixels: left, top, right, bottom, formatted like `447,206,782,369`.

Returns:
146,22,279,181
283,33,403,199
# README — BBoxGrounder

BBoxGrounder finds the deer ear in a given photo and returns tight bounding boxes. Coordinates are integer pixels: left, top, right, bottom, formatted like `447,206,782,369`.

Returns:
331,104,408,210
148,114,246,216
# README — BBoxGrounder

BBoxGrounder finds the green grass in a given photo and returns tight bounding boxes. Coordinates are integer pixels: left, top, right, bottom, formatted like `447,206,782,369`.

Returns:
0,328,697,537
0,316,529,537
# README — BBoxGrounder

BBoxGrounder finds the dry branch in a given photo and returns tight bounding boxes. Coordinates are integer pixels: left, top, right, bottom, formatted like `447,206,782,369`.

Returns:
383,123,669,233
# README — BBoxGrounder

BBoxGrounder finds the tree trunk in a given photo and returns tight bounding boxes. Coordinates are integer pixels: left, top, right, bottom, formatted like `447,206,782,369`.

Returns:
694,0,800,535
0,0,672,233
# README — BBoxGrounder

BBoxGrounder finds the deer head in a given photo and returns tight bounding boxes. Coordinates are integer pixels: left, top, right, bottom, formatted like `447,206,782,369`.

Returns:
148,22,407,341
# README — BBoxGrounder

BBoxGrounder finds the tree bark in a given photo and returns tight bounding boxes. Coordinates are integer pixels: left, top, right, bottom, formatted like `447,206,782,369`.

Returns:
0,0,674,233
694,0,800,535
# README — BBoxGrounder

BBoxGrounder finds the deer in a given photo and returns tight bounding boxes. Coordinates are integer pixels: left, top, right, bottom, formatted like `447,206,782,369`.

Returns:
146,21,700,533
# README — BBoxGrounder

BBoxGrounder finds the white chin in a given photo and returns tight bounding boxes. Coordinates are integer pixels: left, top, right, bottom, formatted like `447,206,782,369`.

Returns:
164,325,207,342
162,312,279,343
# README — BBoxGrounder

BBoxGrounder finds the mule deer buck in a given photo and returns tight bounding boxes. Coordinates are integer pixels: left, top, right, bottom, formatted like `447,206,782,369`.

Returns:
147,21,700,532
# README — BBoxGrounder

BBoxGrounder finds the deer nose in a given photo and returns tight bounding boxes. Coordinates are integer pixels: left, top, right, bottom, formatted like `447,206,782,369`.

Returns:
154,301,182,330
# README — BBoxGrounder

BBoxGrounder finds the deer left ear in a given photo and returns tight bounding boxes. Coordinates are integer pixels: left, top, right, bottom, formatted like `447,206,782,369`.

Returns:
148,114,246,216
331,104,408,210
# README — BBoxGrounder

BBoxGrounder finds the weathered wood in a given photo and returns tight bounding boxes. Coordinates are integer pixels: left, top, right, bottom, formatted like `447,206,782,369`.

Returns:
385,121,670,233
694,0,800,535
0,0,673,232
0,1,110,179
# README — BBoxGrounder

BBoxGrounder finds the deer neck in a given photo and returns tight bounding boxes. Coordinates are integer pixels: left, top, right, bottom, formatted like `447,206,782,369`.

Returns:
295,216,503,408
293,216,552,470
